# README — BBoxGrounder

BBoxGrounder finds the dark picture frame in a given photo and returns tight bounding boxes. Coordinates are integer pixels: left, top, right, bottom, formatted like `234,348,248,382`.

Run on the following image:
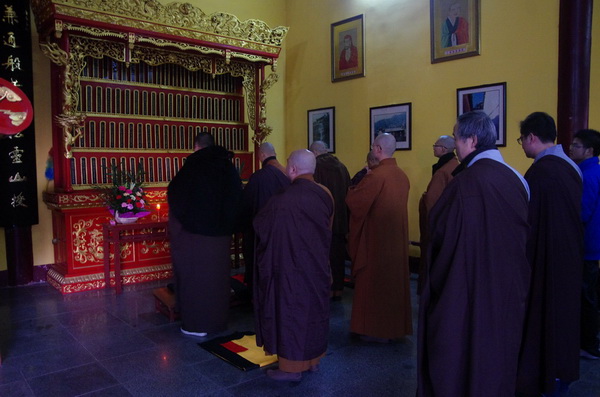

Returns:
307,107,335,152
369,103,412,151
430,0,480,63
457,82,507,147
331,14,365,82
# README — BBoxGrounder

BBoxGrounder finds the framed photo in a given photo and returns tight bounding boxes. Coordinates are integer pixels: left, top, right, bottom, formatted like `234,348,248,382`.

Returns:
457,82,507,147
307,107,335,152
430,0,480,63
331,14,365,82
369,103,412,151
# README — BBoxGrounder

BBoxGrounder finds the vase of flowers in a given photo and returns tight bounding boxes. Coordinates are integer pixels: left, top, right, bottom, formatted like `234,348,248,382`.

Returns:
95,162,151,224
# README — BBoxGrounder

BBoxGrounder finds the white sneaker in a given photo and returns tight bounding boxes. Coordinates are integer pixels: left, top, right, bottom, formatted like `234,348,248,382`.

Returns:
180,327,207,337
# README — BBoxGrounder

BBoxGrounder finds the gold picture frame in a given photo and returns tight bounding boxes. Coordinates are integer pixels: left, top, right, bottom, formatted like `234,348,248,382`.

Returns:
331,14,365,82
430,0,480,63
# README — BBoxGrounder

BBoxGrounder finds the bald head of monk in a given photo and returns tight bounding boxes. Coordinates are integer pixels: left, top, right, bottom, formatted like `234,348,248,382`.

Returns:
309,140,328,156
373,133,396,160
258,142,277,162
286,149,317,181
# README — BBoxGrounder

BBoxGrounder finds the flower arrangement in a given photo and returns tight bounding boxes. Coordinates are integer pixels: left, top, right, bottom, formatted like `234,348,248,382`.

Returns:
95,162,150,218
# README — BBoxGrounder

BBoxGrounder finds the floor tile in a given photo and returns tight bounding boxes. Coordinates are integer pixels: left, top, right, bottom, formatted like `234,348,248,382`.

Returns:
27,362,119,397
0,277,598,396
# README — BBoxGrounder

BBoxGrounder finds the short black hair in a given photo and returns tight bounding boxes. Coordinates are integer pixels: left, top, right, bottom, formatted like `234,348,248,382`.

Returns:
520,112,556,143
574,129,600,157
194,132,214,149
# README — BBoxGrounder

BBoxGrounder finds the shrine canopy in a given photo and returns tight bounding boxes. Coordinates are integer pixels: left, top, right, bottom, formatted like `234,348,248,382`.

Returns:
31,0,288,65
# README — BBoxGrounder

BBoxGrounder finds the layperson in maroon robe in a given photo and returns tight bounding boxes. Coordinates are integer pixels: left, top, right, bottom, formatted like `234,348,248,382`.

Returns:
418,111,531,396
239,142,290,293
167,132,242,337
417,135,458,294
310,140,351,300
516,112,583,396
346,133,412,342
253,149,334,382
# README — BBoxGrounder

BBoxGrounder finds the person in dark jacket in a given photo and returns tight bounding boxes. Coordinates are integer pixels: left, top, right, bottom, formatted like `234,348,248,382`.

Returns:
168,132,242,337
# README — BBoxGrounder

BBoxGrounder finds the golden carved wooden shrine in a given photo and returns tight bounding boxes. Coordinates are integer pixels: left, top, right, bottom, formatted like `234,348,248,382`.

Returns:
31,0,287,293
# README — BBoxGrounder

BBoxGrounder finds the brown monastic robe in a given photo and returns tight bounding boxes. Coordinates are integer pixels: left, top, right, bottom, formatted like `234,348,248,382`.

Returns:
418,155,459,293
253,175,334,372
346,157,412,339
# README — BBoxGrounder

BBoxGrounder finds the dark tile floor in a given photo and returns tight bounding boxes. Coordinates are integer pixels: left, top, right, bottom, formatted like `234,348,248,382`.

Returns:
0,275,599,397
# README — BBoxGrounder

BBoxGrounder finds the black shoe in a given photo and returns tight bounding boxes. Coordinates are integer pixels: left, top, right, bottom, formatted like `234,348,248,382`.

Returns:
580,348,600,360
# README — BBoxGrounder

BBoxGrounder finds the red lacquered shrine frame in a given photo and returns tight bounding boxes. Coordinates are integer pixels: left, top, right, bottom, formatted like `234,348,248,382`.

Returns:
31,0,287,293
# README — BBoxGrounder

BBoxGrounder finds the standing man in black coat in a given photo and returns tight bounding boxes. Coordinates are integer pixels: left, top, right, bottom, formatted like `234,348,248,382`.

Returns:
168,132,242,337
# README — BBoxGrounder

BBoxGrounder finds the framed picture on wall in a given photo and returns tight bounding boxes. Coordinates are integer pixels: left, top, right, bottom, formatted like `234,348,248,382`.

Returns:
331,14,365,82
457,82,507,146
308,107,335,152
430,0,480,63
369,103,412,151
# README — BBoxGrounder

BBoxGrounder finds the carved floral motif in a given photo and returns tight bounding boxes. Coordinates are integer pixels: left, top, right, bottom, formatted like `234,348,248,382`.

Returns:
32,0,288,49
72,217,104,263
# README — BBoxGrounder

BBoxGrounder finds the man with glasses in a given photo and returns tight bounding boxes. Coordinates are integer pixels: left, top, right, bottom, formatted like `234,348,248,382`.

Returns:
516,112,583,396
570,129,600,361
417,135,458,294
418,111,530,396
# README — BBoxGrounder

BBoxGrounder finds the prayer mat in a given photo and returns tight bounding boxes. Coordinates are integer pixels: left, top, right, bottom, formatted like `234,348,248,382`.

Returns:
199,331,278,371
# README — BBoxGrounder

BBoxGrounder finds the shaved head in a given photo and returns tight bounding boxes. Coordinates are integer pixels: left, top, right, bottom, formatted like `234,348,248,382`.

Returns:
286,149,316,181
374,133,396,158
309,140,328,156
258,142,277,161
260,142,276,156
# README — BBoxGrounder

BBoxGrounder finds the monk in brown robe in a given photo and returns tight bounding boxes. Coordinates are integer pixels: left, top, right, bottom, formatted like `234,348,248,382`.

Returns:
254,149,334,382
310,140,351,300
418,111,531,396
418,135,459,294
239,142,290,293
346,133,412,342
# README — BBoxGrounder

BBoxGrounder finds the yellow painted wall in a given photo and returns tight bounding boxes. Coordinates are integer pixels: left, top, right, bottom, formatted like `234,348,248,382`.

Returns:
284,0,597,254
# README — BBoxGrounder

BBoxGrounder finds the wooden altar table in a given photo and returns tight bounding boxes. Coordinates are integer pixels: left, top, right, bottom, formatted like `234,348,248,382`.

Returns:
103,220,169,294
